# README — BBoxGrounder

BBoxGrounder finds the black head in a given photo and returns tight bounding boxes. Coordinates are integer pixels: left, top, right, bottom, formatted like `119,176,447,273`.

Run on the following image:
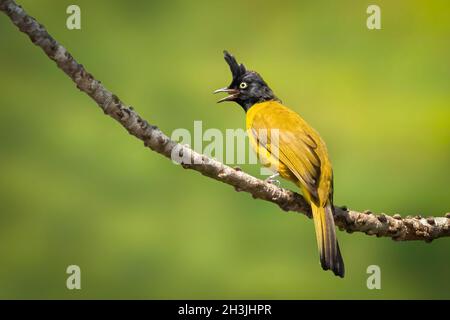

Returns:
214,50,278,111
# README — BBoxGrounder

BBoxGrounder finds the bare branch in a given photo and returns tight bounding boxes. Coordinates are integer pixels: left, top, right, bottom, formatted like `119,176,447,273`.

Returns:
1,0,449,242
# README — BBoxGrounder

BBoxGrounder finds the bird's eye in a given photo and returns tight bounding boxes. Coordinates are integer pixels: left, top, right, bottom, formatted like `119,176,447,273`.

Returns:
239,82,248,89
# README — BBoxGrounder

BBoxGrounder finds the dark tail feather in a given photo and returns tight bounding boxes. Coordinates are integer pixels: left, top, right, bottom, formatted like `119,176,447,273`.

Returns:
312,202,345,278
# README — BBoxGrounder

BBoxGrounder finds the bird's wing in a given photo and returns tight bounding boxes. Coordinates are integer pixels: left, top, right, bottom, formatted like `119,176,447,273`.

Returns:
250,102,332,206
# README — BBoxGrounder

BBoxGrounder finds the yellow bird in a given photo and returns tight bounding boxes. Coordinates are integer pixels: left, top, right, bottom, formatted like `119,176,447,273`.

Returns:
214,51,344,277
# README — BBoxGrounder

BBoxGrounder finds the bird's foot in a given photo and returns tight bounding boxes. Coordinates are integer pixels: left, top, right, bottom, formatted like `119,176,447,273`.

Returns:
264,172,281,187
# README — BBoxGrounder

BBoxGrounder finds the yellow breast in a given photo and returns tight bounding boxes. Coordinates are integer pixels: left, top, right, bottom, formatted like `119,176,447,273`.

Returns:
245,102,297,182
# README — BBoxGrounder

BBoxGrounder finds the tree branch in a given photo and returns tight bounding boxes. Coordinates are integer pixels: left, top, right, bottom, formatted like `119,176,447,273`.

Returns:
1,0,449,242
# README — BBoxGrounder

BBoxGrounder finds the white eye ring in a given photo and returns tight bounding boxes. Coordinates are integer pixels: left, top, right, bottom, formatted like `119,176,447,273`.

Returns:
239,82,248,89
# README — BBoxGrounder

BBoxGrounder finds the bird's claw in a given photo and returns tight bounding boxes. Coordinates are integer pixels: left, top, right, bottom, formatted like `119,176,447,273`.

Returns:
264,172,281,186
266,178,281,187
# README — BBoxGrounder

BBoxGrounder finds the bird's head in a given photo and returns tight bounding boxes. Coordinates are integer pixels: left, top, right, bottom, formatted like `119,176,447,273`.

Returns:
214,50,277,111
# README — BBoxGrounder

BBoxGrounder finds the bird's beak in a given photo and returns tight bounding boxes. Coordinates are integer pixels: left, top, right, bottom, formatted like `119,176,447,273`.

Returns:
213,87,239,103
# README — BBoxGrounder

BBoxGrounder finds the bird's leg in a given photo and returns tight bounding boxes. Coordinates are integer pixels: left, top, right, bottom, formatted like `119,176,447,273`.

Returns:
264,172,281,186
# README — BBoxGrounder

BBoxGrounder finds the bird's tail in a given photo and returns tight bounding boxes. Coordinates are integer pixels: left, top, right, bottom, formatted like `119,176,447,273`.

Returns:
310,201,345,278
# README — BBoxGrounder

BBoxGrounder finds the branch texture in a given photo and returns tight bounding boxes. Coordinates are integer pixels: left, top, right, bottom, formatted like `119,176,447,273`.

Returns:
1,0,449,242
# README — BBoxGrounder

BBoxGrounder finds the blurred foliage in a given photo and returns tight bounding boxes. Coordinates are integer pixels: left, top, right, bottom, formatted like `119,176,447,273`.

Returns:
0,0,449,299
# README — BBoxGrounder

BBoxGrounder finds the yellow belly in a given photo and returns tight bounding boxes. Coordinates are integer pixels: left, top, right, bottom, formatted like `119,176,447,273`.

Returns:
251,138,296,181
246,102,298,183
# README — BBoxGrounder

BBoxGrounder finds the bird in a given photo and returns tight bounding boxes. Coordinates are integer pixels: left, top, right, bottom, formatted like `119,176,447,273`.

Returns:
214,50,345,277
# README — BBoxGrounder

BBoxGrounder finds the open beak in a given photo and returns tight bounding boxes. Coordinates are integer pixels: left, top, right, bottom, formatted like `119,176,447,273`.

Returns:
213,87,239,103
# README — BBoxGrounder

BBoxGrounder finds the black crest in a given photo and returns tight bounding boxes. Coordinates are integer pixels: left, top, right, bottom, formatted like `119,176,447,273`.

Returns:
215,50,278,111
223,50,246,83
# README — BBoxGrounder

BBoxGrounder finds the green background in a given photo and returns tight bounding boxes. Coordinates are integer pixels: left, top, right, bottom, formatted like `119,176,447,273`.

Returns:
0,0,449,299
